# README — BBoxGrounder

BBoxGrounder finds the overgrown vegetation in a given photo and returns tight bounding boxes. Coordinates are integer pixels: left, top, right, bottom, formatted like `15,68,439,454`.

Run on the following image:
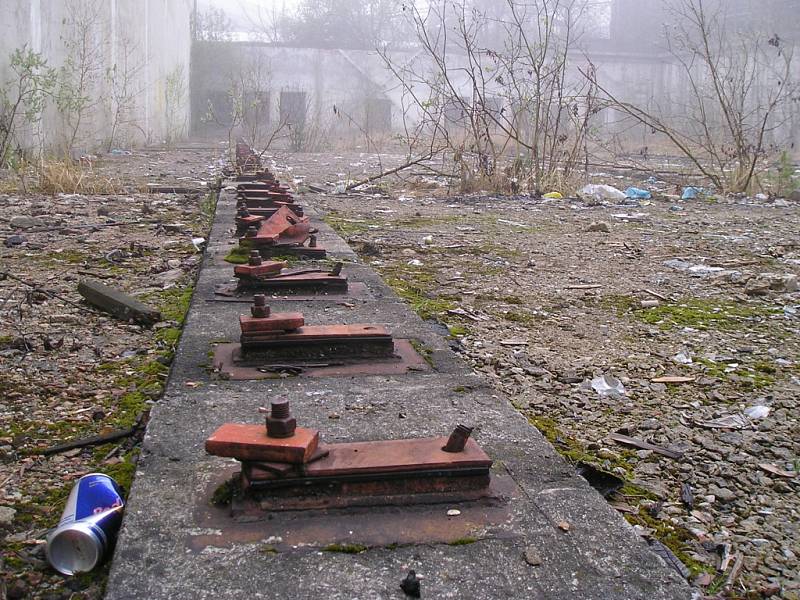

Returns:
0,46,56,168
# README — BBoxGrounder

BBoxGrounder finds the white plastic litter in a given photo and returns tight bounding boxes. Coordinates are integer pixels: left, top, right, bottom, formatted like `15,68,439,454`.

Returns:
744,405,770,419
591,374,626,396
577,184,626,204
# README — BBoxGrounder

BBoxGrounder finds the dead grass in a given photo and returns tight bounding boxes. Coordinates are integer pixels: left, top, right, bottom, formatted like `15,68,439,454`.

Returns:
37,160,123,195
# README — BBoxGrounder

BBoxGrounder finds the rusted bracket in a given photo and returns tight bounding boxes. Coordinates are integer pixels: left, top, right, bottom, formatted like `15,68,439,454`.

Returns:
206,402,491,510
233,254,347,293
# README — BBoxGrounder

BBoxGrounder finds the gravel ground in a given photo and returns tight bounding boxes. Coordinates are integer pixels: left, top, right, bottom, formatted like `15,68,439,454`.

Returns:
307,165,799,599
1,148,797,599
0,147,223,599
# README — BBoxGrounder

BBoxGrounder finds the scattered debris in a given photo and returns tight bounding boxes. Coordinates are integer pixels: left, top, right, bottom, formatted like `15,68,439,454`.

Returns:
609,434,684,459
523,546,543,566
400,570,421,598
578,184,626,204
650,376,695,384
758,464,797,479
648,539,690,579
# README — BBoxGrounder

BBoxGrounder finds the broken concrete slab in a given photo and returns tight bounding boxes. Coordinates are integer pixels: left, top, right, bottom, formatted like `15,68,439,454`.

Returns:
77,280,161,326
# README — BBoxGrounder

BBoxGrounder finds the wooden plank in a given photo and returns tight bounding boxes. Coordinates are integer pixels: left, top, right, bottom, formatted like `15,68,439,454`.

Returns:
78,280,162,326
651,376,695,384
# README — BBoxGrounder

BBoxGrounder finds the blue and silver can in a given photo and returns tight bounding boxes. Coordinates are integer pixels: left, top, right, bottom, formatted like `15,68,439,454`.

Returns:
46,473,125,575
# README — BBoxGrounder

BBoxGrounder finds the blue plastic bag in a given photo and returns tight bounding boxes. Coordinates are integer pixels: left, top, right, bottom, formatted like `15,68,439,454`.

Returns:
681,186,702,200
625,187,652,200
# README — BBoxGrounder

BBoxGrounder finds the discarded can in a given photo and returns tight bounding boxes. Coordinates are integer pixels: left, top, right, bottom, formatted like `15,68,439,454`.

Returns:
46,473,124,576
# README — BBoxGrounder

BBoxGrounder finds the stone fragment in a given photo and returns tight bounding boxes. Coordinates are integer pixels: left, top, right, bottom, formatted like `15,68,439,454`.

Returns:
0,505,16,526
523,547,542,566
78,280,162,326
587,221,610,233
10,215,43,229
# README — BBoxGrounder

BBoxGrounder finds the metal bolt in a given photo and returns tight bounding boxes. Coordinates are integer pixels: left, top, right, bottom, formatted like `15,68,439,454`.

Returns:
309,235,317,248
251,294,270,318
245,225,258,238
442,424,473,453
266,399,296,438
237,207,250,218
330,262,342,276
248,250,262,266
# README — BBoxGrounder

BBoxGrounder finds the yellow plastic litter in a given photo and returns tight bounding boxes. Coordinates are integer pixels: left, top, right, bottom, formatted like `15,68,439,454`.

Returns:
543,191,563,199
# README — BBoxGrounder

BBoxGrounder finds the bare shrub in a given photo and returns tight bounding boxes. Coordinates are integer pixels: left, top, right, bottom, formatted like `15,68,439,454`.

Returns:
380,0,598,194
585,0,797,193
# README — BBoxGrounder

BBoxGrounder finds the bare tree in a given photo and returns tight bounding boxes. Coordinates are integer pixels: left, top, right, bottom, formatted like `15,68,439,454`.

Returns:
192,6,234,42
164,64,188,147
379,0,598,193
57,0,106,156
205,53,291,162
105,34,146,151
586,0,797,193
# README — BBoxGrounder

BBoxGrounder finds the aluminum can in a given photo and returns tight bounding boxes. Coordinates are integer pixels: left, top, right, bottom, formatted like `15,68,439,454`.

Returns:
46,473,124,575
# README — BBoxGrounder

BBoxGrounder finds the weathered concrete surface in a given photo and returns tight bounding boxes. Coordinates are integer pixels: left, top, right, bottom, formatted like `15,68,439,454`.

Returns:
105,189,693,599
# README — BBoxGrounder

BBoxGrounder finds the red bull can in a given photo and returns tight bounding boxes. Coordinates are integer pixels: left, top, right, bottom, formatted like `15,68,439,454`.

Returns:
46,473,125,575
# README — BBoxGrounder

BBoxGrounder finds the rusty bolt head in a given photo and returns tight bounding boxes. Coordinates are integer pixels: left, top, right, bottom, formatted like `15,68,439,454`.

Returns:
245,225,258,238
248,250,262,266
251,294,270,318
266,399,296,438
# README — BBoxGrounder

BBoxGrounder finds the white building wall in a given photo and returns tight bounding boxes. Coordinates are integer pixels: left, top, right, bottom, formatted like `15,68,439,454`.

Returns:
0,0,193,156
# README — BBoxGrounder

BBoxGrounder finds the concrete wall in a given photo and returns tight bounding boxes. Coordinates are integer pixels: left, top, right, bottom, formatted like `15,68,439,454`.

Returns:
0,0,193,156
191,42,400,147
190,39,800,156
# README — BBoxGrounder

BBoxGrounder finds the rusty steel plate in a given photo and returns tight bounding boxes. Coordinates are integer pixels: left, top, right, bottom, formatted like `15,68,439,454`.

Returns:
233,261,286,278
206,424,320,464
239,312,305,333
233,274,349,295
241,323,390,341
211,281,369,302
243,205,304,217
301,437,489,477
186,466,519,552
212,339,430,380
257,245,327,258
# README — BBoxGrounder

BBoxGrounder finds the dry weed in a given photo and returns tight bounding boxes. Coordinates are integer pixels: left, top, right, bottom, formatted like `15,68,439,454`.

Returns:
37,160,123,195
